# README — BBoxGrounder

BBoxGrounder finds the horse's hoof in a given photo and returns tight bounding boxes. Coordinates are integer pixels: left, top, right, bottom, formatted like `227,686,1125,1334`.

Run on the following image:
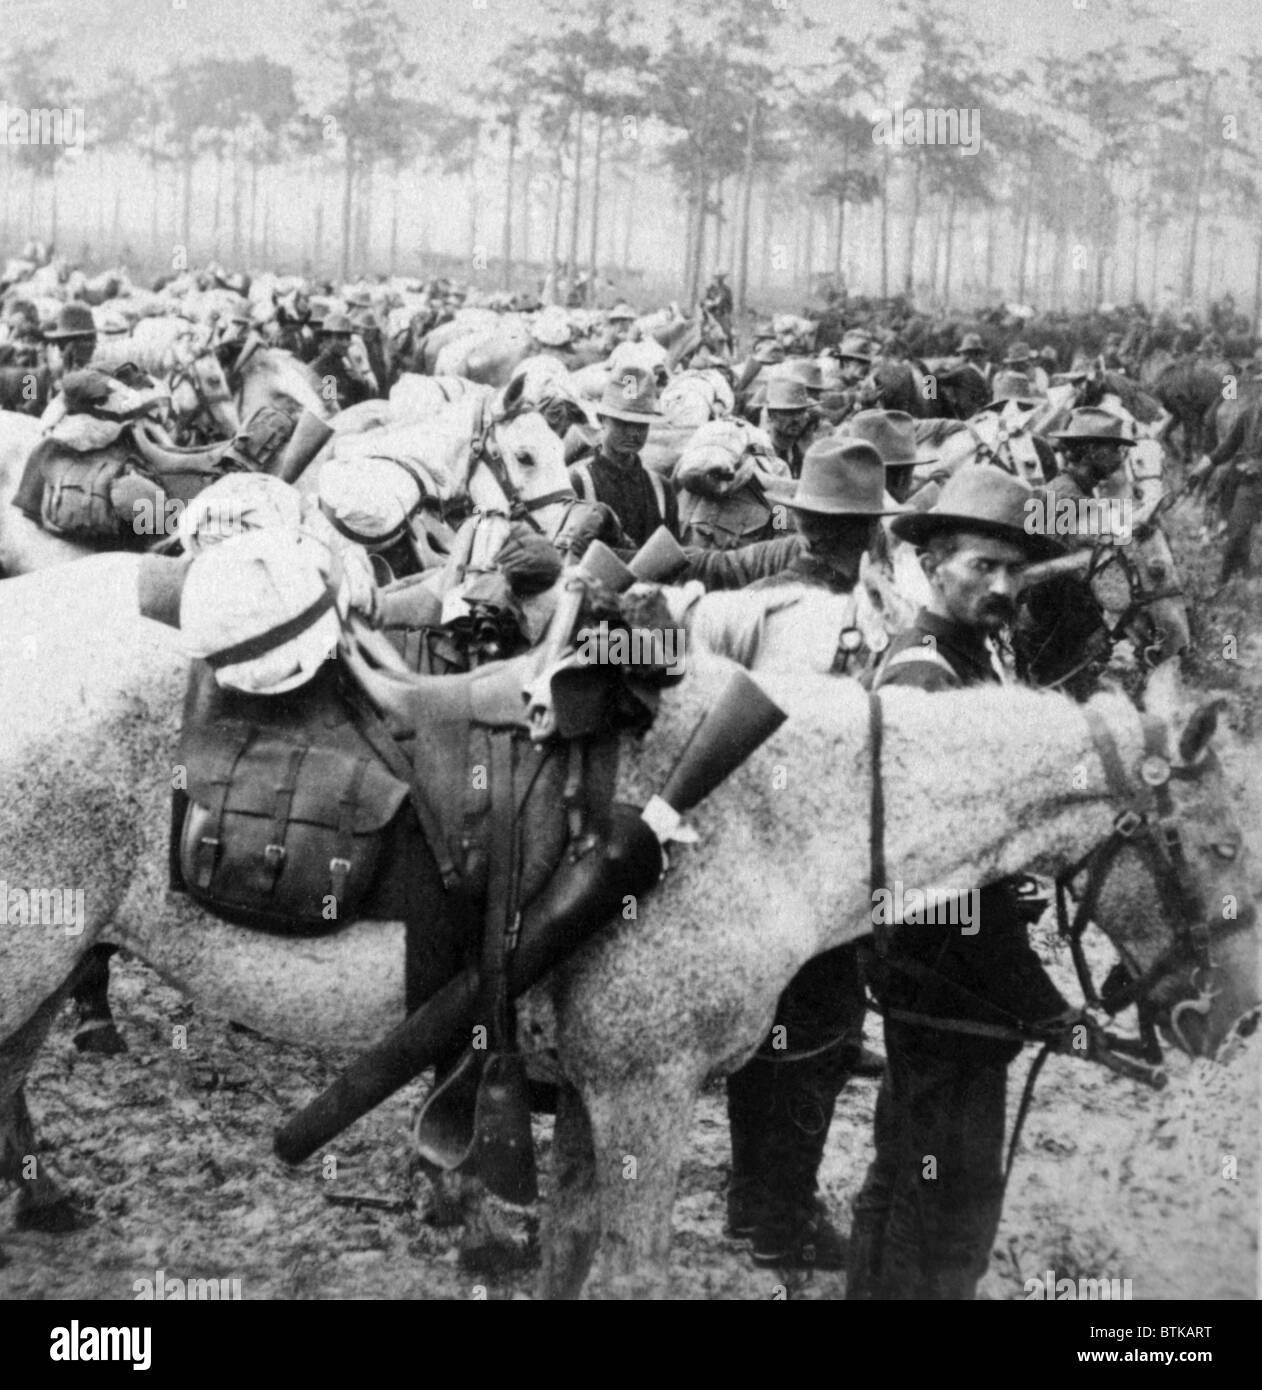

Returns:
13,1191,94,1233
73,1020,128,1055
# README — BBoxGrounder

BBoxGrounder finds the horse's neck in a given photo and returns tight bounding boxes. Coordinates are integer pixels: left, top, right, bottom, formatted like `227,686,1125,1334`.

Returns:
880,688,1145,891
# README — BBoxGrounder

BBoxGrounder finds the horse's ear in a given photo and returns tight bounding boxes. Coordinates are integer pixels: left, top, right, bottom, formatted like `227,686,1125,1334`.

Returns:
1178,699,1226,766
1142,658,1183,725
499,372,527,420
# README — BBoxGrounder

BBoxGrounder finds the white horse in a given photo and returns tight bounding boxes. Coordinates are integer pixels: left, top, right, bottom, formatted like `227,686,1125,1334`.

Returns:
0,556,1255,1296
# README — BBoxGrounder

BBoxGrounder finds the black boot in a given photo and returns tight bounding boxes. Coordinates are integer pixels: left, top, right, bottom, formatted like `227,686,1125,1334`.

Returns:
724,1061,773,1240
746,1051,850,1270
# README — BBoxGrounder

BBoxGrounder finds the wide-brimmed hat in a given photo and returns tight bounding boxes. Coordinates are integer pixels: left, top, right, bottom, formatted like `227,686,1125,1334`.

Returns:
890,464,1063,559
1003,340,1033,365
788,439,900,517
957,332,984,354
984,370,1045,410
178,473,303,557
320,312,354,336
532,306,573,347
838,409,938,468
1049,408,1137,447
180,528,345,696
44,302,98,341
607,302,637,321
319,454,424,543
596,364,660,423
764,377,812,411
782,359,824,393
835,333,875,364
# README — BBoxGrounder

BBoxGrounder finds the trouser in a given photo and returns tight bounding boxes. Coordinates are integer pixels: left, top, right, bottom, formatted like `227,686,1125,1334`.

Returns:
726,944,865,1229
847,1019,1008,1300
1221,472,1262,581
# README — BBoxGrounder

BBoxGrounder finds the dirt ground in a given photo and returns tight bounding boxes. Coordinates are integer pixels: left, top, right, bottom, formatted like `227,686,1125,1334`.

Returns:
1,488,1259,1302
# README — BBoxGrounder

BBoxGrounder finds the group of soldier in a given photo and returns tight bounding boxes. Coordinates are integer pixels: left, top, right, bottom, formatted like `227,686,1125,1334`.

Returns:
7,260,1260,1299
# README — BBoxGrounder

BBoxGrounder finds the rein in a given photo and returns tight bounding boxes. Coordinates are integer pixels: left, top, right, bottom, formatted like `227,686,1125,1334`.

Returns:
864,693,1225,1179
465,398,575,534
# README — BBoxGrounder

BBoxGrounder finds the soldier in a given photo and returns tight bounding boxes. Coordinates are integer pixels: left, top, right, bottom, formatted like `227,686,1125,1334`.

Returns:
760,376,819,479
954,331,991,387
713,439,900,1268
568,364,678,547
310,312,374,413
1002,340,1049,394
702,270,733,345
1188,357,1262,583
848,466,1077,1301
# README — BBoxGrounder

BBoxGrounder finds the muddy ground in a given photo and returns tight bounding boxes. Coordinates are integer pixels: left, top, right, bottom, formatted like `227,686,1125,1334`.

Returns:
1,489,1259,1302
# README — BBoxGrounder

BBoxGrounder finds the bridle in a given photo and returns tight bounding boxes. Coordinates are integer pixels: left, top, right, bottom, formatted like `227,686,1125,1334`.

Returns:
168,348,228,436
1054,705,1228,1054
866,693,1229,1065
465,398,575,535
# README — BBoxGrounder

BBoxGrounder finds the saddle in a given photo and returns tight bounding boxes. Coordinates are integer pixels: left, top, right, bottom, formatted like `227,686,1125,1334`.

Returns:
15,420,243,542
174,622,630,1203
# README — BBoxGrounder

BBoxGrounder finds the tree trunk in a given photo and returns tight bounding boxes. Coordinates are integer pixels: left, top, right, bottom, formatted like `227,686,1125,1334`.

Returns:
111,183,122,250
340,133,356,284
150,147,161,261
502,120,517,289
621,148,637,271
942,188,958,308
231,132,243,264
212,151,223,257
735,104,758,326
1182,74,1215,301
389,168,400,277
548,136,566,271
878,149,890,299
182,151,194,257
760,175,774,291
984,202,996,301
587,116,603,281
903,156,922,297
688,170,707,307
521,147,534,276
1130,185,1143,305
248,154,260,266
567,94,586,275
313,194,324,277
1015,157,1034,303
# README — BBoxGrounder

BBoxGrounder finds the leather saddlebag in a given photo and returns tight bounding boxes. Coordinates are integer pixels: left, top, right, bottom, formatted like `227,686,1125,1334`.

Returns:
178,716,410,933
40,452,129,539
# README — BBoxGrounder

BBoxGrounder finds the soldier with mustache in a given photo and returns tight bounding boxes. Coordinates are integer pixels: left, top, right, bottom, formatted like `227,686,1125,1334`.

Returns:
848,466,1078,1301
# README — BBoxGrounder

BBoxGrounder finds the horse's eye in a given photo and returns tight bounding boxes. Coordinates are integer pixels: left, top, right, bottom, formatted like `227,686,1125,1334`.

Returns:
1211,841,1238,861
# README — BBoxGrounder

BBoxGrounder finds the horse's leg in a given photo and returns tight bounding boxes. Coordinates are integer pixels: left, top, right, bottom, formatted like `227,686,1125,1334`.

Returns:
69,944,126,1055
580,1068,701,1301
537,1083,600,1300
1,988,89,1234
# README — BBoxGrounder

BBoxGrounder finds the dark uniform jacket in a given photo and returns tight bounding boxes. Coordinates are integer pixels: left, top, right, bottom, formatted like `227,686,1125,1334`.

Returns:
1209,396,1262,474
869,608,1068,1059
569,449,679,548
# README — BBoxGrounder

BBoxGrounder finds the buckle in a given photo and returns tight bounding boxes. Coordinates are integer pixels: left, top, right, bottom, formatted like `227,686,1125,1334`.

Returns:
1114,809,1144,838
263,843,287,867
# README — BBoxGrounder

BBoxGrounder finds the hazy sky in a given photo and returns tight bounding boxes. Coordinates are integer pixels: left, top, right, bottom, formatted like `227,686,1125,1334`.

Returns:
7,0,1257,111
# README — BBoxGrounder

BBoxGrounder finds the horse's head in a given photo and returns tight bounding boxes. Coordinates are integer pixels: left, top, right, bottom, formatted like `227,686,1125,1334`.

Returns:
457,378,575,540
1075,667,1259,1060
168,342,240,441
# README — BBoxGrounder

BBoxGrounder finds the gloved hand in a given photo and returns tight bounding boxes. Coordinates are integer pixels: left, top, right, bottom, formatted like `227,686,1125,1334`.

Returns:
554,501,625,563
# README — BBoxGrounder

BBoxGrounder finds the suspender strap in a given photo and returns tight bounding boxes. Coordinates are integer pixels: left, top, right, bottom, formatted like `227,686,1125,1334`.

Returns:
868,691,889,956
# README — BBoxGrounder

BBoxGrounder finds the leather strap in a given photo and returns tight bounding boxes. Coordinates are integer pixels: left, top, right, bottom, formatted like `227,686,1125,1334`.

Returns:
868,691,889,956
205,589,336,670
